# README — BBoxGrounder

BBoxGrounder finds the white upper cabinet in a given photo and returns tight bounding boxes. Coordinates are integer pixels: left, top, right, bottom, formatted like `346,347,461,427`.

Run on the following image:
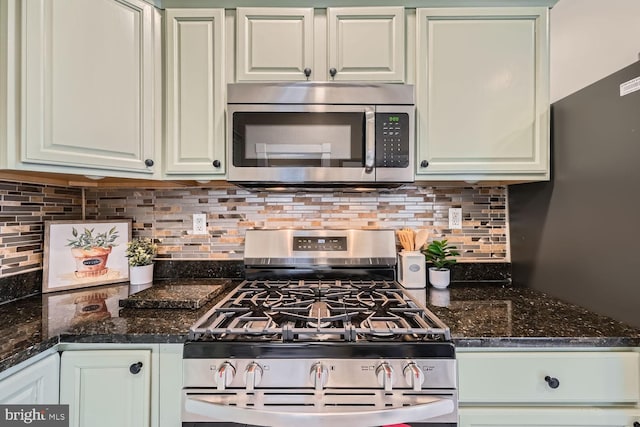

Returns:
327,7,404,82
236,7,404,82
236,8,314,81
415,8,549,181
18,0,161,177
165,9,226,178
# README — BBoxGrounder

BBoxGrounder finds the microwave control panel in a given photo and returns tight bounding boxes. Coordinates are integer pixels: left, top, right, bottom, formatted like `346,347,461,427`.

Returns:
375,113,410,168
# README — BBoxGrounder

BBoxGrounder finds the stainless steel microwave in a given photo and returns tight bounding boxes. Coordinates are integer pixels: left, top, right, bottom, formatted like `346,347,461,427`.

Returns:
227,83,415,185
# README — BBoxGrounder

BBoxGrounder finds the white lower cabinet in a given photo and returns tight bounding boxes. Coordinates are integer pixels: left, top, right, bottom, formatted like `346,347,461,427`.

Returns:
60,349,152,427
0,352,60,404
458,350,640,427
460,408,640,427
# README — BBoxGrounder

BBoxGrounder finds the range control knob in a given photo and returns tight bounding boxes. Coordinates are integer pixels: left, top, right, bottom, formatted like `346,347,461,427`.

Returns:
403,362,425,391
244,362,263,391
214,362,236,391
376,362,394,392
309,362,329,391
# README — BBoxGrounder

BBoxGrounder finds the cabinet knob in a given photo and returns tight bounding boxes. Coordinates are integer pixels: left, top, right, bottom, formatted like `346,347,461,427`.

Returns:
303,68,312,79
544,375,560,389
329,68,337,78
129,362,143,374
144,159,154,167
212,160,221,168
420,160,429,168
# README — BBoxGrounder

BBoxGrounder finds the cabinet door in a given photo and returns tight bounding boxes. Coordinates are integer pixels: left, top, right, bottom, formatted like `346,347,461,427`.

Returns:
60,350,151,427
0,353,59,404
327,7,404,82
236,8,313,81
459,407,640,427
165,9,226,177
22,0,159,175
416,8,549,180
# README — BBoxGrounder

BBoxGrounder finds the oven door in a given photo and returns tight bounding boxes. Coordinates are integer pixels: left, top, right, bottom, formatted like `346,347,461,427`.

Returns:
182,389,457,427
227,104,376,183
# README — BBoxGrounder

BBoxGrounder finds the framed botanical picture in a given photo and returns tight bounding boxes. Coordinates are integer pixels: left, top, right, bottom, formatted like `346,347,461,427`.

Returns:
43,220,132,293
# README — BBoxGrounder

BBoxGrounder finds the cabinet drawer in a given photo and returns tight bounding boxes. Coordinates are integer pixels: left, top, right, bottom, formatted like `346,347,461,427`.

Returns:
458,352,639,404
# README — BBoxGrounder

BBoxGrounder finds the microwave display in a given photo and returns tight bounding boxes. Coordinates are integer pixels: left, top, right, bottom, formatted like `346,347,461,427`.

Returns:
376,113,410,168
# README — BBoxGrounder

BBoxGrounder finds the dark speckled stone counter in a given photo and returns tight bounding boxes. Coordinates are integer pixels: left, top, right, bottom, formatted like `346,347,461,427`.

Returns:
1,281,640,375
119,279,231,309
425,284,640,347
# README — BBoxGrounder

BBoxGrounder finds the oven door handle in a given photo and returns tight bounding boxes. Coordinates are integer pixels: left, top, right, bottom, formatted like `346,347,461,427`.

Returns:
185,395,454,427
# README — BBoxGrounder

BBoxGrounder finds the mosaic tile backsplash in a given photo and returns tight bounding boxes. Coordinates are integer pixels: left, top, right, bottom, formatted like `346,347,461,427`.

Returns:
85,184,508,262
0,181,83,277
0,180,508,279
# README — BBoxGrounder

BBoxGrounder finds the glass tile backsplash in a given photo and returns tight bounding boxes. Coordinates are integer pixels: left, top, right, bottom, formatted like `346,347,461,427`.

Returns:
0,180,508,279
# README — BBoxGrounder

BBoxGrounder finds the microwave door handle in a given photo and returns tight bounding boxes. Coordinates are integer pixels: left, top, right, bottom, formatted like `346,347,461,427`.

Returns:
185,395,454,427
364,109,375,174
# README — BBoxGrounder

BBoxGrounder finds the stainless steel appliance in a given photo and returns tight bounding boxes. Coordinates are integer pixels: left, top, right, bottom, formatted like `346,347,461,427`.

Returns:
227,83,415,185
182,229,457,427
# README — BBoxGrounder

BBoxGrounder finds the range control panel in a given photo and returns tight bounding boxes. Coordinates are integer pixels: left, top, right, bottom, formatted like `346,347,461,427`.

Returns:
375,113,410,168
293,236,347,251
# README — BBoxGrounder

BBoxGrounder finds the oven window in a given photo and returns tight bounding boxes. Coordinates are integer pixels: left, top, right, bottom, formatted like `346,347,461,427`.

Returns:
232,112,365,167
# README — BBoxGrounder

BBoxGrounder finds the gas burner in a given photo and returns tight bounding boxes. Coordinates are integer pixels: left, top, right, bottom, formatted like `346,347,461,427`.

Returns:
190,279,449,343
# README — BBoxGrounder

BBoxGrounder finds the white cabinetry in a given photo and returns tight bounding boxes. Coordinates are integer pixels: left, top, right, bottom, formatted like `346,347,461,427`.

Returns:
60,349,151,427
236,7,404,82
165,9,226,179
460,408,640,427
4,0,161,178
0,353,59,404
415,8,549,181
458,350,640,427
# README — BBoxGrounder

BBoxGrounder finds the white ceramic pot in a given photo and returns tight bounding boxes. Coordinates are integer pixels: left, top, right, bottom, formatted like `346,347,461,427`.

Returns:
428,267,450,289
129,263,154,285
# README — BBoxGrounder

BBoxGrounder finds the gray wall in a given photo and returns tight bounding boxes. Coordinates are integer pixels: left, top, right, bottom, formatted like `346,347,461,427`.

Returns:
510,61,640,328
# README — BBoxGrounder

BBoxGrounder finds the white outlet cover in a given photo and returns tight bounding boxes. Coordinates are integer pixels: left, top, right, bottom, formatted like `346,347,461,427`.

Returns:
193,214,207,234
449,208,462,229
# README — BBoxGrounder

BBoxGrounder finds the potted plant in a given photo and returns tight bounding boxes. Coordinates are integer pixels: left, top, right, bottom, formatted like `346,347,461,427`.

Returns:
67,227,119,278
125,237,158,285
422,239,460,289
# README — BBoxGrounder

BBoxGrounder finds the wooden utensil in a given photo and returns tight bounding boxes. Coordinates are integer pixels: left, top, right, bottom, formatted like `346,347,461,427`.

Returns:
414,229,430,251
397,228,415,251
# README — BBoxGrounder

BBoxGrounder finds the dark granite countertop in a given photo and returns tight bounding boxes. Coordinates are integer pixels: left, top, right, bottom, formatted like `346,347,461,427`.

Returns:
1,281,639,375
424,284,640,348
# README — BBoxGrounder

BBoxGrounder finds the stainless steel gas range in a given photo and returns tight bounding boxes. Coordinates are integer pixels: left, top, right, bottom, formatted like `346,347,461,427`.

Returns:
182,229,457,427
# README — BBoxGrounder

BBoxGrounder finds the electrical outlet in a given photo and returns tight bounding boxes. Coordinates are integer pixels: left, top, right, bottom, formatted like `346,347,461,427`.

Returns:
449,208,462,229
193,214,207,235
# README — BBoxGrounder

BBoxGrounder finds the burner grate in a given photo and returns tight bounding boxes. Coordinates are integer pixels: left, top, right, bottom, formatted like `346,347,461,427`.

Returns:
189,279,450,342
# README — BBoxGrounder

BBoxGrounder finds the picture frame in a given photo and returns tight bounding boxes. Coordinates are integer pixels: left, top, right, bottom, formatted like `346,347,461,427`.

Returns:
43,220,132,293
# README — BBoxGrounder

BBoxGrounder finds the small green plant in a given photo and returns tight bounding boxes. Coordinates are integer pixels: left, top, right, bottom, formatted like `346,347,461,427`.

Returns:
125,237,158,267
67,227,119,250
422,239,460,270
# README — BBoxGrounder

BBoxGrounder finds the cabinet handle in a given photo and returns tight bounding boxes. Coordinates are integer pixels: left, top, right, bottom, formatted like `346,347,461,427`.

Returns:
329,68,337,79
144,159,154,167
212,160,221,168
544,375,560,389
303,68,312,79
420,160,429,168
129,362,143,374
